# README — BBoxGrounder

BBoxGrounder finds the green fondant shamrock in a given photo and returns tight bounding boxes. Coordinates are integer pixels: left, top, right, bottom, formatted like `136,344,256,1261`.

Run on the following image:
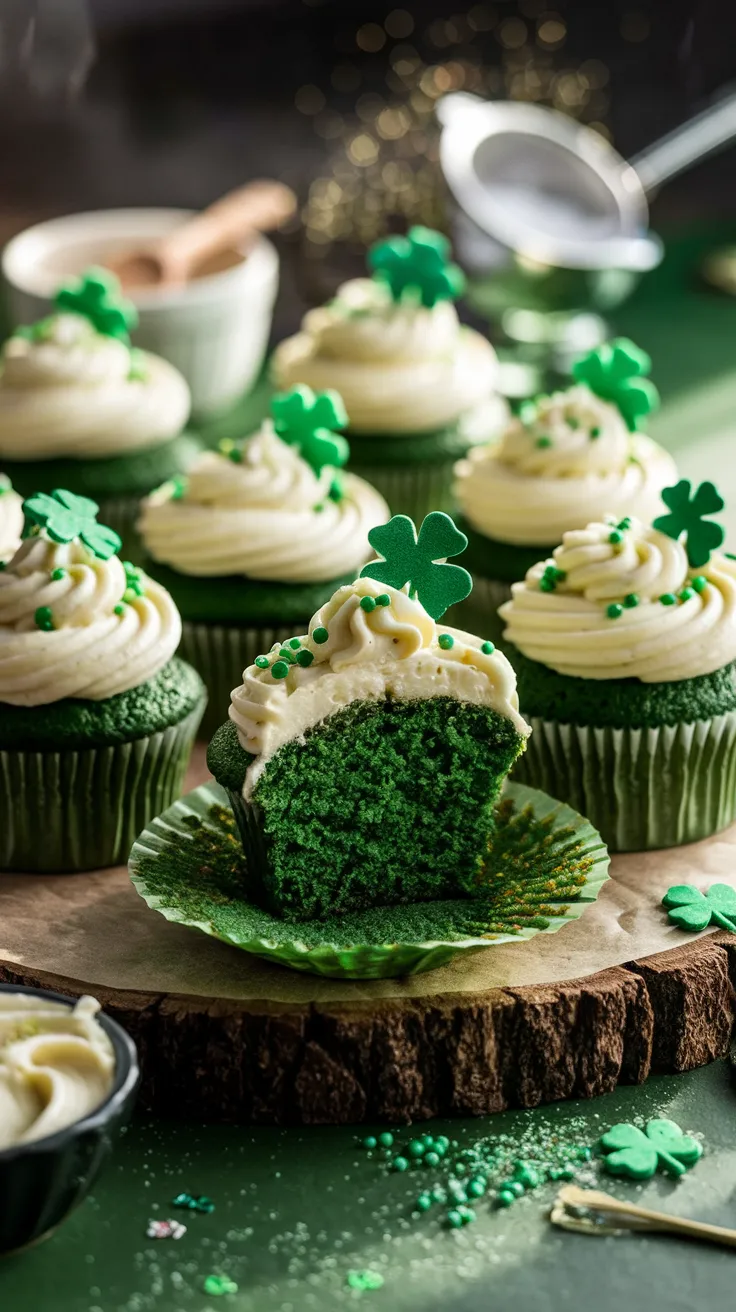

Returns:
22,489,121,560
271,386,349,481
367,225,465,308
571,337,659,431
653,479,725,568
600,1119,703,1179
360,511,471,620
54,267,138,344
662,883,736,932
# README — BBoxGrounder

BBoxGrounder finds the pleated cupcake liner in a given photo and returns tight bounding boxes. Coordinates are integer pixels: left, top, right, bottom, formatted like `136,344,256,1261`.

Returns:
512,711,736,852
179,620,297,743
0,702,204,873
346,456,459,522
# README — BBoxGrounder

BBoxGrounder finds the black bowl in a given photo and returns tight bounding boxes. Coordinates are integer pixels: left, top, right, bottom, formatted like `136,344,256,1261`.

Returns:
0,984,140,1256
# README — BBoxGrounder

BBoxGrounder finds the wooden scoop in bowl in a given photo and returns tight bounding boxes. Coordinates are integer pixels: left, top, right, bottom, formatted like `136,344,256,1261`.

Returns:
106,180,296,291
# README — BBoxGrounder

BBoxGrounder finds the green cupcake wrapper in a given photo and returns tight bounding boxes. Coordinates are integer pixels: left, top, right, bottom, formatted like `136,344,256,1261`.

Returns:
0,702,204,873
512,712,736,852
345,456,458,522
179,620,297,742
445,572,512,647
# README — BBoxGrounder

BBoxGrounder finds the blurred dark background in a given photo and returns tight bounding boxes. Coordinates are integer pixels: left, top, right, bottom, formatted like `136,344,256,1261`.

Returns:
1,0,735,335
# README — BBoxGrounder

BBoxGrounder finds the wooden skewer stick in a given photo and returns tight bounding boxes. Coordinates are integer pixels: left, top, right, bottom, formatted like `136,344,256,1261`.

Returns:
556,1185,736,1250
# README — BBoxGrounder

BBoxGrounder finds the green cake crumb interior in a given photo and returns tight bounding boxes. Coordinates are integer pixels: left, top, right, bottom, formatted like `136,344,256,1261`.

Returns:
209,697,526,921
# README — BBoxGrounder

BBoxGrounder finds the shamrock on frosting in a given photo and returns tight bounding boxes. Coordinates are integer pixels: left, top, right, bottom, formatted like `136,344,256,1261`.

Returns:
600,1119,703,1180
360,511,472,620
23,489,121,560
662,883,736,933
571,337,659,431
54,267,138,344
271,386,349,481
652,479,725,568
367,226,466,308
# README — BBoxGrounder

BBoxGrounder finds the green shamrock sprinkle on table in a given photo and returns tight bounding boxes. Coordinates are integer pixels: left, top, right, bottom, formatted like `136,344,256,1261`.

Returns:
271,385,349,489
22,490,122,560
662,883,736,932
54,267,138,344
346,1270,384,1292
600,1119,703,1179
572,337,659,431
361,511,471,620
653,479,725,567
367,225,465,307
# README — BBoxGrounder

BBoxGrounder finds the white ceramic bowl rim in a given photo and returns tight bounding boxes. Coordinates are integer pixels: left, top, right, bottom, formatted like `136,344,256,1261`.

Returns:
2,207,278,311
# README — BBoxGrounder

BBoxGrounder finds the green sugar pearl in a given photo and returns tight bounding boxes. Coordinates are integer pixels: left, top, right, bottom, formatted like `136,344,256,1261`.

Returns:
408,1139,426,1158
606,603,623,620
590,426,601,438
535,436,552,449
623,593,639,608
416,1193,433,1212
255,655,270,669
608,529,624,545
360,596,377,612
362,1135,377,1150
659,592,677,606
113,603,125,616
271,660,290,680
692,575,708,593
438,633,454,650
391,1156,409,1172
288,637,302,649
375,593,391,607
313,626,329,644
618,517,632,530
481,640,495,655
34,606,54,631
296,649,314,668
679,586,695,602
278,648,297,664
50,567,66,581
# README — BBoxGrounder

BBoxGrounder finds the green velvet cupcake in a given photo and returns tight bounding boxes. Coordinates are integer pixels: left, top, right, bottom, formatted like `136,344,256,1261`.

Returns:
452,339,676,642
500,481,736,851
0,489,205,872
0,269,195,556
139,386,389,741
207,510,529,921
272,226,505,522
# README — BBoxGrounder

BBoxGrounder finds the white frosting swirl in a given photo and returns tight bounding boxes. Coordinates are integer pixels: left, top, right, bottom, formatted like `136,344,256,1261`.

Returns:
0,994,114,1149
0,484,23,560
230,575,529,794
0,314,191,459
273,278,498,434
0,534,181,705
139,424,389,582
500,516,736,682
455,385,677,546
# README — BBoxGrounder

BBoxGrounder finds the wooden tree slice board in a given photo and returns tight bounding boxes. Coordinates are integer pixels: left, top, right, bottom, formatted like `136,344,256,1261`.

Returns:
1,747,734,1124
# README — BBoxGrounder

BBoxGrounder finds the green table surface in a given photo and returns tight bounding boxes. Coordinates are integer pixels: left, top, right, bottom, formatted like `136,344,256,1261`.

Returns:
4,225,736,1311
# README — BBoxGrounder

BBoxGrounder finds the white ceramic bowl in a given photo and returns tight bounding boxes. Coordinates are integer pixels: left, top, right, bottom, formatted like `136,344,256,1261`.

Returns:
2,208,279,418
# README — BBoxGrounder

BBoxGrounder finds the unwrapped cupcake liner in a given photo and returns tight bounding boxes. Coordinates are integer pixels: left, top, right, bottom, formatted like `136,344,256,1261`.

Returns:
180,620,296,742
0,704,203,873
347,456,458,522
445,572,512,646
512,711,736,852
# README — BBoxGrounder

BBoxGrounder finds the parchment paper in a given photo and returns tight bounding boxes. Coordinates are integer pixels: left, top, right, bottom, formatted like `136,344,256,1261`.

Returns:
0,746,732,1004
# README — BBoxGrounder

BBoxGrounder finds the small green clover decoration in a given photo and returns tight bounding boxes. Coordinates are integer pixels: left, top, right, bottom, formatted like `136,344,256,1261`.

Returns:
271,386,349,486
360,512,472,620
600,1119,703,1179
23,489,122,560
54,267,138,344
662,883,736,933
367,225,466,308
571,337,659,431
653,479,725,568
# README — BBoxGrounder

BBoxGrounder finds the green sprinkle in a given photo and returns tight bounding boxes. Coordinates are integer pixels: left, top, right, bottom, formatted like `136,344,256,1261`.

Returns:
203,1275,238,1296
438,633,454,650
617,517,632,530
114,603,125,616
606,603,623,619
313,626,329,644
347,1271,384,1292
481,640,495,655
360,596,377,612
378,1132,394,1149
424,1151,440,1168
289,637,302,649
416,1192,433,1212
692,575,708,593
446,1209,464,1229
391,1156,409,1172
255,656,270,669
660,592,677,605
496,1190,516,1208
623,593,639,608
34,606,54,631
271,660,290,680
502,1180,526,1198
467,1178,487,1198
514,1164,541,1188
362,1136,377,1150
679,586,694,602
50,567,66,581
539,577,555,592
170,475,188,500
535,436,553,449
296,649,314,667
279,648,297,664
408,1139,426,1158
608,529,623,545
375,593,391,607
590,426,601,438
